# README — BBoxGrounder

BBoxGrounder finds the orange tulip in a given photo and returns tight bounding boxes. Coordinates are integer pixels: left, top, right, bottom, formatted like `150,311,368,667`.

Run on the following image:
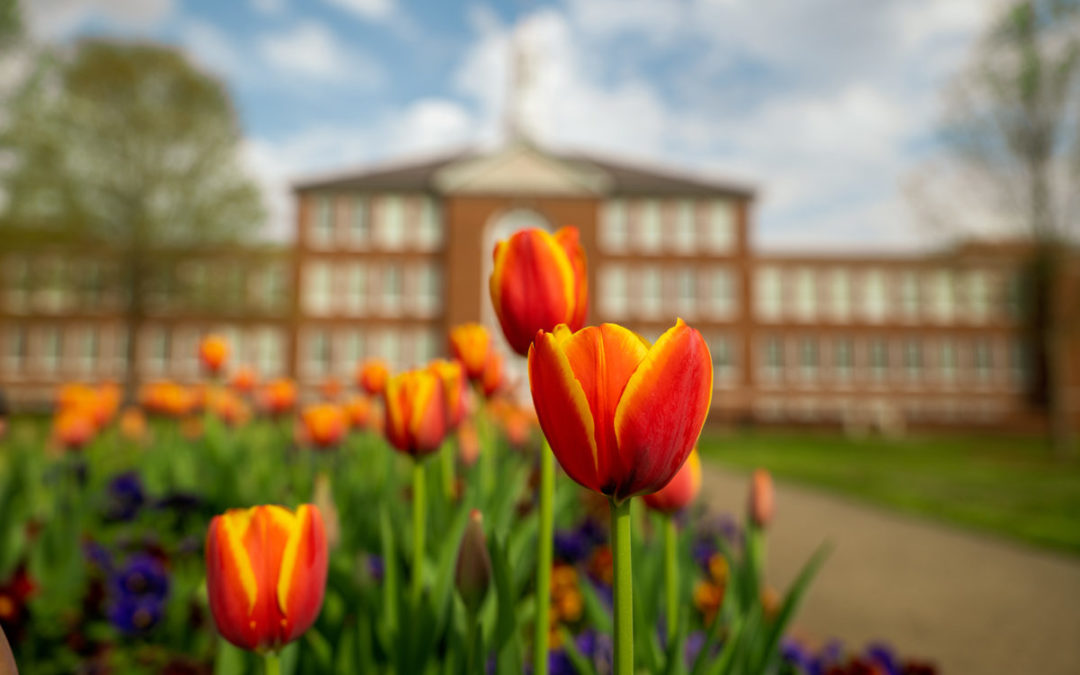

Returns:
199,334,229,375
53,410,95,451
643,450,702,514
428,359,467,430
205,504,328,652
259,379,297,417
481,350,504,399
343,395,374,429
749,469,774,528
210,390,251,428
449,323,490,381
229,366,258,394
528,320,712,501
357,359,390,396
320,376,343,401
489,226,588,356
457,420,480,467
382,368,446,458
118,406,148,442
300,404,347,449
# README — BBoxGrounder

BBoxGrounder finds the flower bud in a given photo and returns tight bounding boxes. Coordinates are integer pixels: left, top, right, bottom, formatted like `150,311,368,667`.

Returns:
454,510,492,614
749,469,774,528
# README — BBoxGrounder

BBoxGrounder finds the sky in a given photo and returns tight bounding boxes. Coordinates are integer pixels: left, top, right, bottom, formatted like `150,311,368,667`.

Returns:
23,0,1007,251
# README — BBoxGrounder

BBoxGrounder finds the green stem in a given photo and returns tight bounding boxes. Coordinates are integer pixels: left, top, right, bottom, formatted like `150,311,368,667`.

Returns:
440,438,455,502
533,443,555,675
264,651,280,675
411,459,427,605
611,497,634,675
664,515,678,644
465,609,481,675
478,400,494,500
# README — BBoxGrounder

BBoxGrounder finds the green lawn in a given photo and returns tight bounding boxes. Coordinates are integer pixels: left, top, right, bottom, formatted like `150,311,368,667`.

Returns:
698,430,1080,555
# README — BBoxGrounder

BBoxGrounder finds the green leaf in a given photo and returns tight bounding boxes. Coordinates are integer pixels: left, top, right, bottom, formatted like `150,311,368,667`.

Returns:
752,541,832,673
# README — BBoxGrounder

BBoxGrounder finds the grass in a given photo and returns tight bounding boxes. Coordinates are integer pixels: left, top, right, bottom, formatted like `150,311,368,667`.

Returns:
697,429,1080,555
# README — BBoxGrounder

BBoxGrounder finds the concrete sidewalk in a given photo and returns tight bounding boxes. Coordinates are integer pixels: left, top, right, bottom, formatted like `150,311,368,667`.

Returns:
699,463,1080,675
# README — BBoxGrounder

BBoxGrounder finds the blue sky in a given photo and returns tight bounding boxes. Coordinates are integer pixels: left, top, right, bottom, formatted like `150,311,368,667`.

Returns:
25,0,1005,249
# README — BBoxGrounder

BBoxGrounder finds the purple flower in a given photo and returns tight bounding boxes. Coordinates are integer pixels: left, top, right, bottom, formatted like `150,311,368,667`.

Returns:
105,472,145,521
685,631,707,666
866,643,900,675
106,553,169,635
83,541,113,573
367,554,385,583
107,594,165,635
554,529,590,564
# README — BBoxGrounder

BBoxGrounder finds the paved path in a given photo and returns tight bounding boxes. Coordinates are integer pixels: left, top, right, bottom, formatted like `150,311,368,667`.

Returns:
699,463,1080,675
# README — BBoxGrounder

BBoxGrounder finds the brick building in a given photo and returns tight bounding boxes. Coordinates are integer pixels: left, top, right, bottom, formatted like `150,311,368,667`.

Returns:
2,139,1078,430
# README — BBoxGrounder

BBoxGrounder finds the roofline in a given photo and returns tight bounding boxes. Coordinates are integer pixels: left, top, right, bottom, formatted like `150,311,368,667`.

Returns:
290,145,475,192
558,147,757,198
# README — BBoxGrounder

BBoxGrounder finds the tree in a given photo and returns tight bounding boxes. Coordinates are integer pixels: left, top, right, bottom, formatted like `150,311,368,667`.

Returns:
915,0,1080,456
0,39,264,398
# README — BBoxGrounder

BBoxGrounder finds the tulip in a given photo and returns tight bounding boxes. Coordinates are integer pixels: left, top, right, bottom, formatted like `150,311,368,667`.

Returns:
259,379,297,417
644,450,702,515
528,319,711,675
489,226,588,357
229,366,258,394
449,323,491,381
382,368,447,604
343,395,374,430
53,410,95,451
118,406,148,443
199,334,229,376
749,469,774,528
320,376,343,401
205,504,328,654
480,350,504,399
300,404,347,449
455,510,492,614
382,369,447,459
357,359,389,396
457,420,480,468
427,359,467,431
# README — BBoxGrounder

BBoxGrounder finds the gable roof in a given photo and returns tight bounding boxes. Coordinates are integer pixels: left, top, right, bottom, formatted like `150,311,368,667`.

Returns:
292,144,755,198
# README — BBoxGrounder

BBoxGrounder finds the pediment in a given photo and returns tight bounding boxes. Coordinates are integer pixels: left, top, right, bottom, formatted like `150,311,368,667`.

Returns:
433,143,611,196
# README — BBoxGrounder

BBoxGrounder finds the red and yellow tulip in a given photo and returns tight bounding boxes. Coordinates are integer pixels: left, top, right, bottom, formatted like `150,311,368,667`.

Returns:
489,226,588,356
205,504,328,652
383,368,446,458
449,323,491,381
53,409,95,451
299,403,347,449
199,334,229,375
428,359,467,430
357,359,390,396
229,366,258,395
528,320,712,501
343,395,375,430
480,350,504,399
259,379,297,417
644,450,702,514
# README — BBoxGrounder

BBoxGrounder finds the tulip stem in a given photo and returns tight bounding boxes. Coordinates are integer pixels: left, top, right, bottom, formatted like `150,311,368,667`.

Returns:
411,459,426,606
533,443,555,675
441,438,455,502
264,651,280,675
611,497,634,675
664,515,678,644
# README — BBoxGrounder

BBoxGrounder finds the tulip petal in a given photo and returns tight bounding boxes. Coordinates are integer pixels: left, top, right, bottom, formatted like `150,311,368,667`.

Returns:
206,511,260,649
279,505,328,643
613,319,713,498
554,227,588,330
528,331,601,492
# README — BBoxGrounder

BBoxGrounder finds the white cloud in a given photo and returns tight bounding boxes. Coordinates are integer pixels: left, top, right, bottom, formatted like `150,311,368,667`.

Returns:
23,0,175,40
322,0,394,21
250,0,287,16
180,19,247,81
257,21,381,84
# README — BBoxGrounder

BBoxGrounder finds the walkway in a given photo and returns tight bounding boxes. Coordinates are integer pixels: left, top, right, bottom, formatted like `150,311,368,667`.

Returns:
699,463,1080,675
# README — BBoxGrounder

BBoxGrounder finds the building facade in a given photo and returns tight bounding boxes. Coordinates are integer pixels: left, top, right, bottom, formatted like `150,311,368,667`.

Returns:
2,141,1077,430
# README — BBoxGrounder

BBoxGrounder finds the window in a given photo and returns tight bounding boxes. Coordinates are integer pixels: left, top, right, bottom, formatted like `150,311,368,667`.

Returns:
800,337,819,382
375,195,406,250
967,270,989,323
940,341,957,385
833,338,853,382
974,338,992,383
862,269,886,323
414,329,439,365
40,326,61,376
374,329,401,371
255,328,284,377
675,268,696,316
599,265,629,319
350,195,370,248
414,262,442,316
417,196,442,250
930,270,955,323
1009,338,1030,388
84,261,105,307
900,271,919,321
601,200,628,252
829,269,851,321
641,266,662,318
709,334,736,387
869,339,888,383
344,262,367,316
381,262,403,315
113,329,129,378
755,266,782,321
707,200,735,252
4,257,30,313
303,261,333,316
343,331,366,369
1005,272,1026,320
761,336,784,382
306,330,331,377
638,200,662,253
707,267,735,318
794,267,816,322
145,327,169,377
4,325,27,374
311,194,335,248
672,200,695,253
904,339,922,383
78,326,98,377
